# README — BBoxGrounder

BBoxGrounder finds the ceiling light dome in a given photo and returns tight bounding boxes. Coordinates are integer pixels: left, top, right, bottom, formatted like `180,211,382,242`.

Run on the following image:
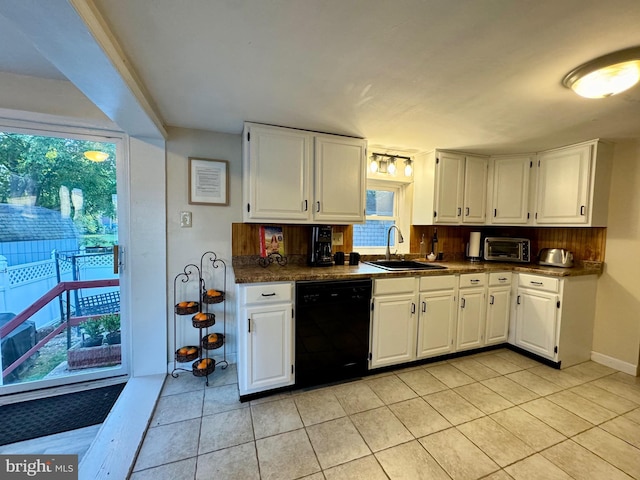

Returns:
84,150,109,162
563,47,640,98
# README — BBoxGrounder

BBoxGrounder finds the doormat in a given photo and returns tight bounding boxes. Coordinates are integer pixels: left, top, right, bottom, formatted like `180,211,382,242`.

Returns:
0,382,126,446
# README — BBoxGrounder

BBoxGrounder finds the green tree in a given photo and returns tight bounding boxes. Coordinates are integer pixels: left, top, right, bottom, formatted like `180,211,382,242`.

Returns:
0,132,117,231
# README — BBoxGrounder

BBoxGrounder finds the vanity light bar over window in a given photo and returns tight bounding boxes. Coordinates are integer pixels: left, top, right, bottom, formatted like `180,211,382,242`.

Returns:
369,152,413,177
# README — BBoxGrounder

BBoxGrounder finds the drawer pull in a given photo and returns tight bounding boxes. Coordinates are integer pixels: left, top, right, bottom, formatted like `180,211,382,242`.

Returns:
530,281,544,286
498,277,507,282
261,292,277,297
470,279,480,284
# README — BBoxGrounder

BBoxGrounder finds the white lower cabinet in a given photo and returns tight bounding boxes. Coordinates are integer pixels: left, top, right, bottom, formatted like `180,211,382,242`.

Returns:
456,273,487,351
237,282,294,395
371,275,458,368
417,276,457,358
370,277,417,368
514,273,598,367
485,273,512,345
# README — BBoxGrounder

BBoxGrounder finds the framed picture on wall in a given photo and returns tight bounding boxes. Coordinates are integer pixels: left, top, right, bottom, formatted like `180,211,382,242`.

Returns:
188,157,229,205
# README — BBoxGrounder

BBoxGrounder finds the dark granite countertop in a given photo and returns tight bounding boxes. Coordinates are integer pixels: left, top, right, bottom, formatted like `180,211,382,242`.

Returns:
232,257,603,284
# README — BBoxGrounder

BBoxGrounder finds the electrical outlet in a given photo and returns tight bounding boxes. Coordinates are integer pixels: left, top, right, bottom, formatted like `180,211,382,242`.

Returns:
333,232,344,246
180,211,192,228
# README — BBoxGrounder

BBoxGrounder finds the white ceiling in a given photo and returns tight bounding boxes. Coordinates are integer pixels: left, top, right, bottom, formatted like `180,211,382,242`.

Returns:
2,0,640,154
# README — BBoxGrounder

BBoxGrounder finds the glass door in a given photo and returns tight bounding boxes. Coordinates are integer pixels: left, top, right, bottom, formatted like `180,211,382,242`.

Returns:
0,124,127,395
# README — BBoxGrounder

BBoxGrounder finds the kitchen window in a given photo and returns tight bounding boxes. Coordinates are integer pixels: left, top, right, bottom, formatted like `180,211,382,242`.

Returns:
353,181,407,253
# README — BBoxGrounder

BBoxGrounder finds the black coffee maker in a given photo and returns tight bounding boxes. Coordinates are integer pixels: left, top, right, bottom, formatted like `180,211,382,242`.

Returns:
309,225,333,267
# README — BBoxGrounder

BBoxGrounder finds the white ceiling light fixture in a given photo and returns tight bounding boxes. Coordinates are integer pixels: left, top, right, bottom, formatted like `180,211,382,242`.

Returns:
84,150,109,162
562,46,640,98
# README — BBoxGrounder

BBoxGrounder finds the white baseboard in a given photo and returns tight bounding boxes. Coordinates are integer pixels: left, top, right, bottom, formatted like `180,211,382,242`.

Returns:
79,373,166,480
591,351,639,376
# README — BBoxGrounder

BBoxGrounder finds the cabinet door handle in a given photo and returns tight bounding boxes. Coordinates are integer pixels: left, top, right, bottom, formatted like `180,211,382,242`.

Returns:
422,301,426,313
465,207,470,216
248,318,251,332
303,199,308,211
261,292,277,297
580,205,586,215
517,295,521,305
494,208,497,217
411,303,416,314
530,281,543,286
316,201,321,212
457,207,462,217
461,298,466,308
489,295,495,305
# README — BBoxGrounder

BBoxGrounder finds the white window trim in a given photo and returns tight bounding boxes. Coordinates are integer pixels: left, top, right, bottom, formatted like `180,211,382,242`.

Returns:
355,179,410,255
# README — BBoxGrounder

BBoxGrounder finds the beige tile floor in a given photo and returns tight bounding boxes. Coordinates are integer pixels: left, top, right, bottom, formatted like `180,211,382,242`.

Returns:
130,350,640,480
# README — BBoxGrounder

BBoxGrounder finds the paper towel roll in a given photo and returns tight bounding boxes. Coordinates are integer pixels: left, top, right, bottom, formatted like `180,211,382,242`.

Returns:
469,232,481,258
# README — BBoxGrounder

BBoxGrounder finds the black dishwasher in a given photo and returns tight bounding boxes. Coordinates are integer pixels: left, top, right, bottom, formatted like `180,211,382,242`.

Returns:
295,279,372,388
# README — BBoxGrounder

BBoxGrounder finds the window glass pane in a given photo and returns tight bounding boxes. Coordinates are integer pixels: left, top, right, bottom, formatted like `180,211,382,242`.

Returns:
366,189,394,217
353,219,396,247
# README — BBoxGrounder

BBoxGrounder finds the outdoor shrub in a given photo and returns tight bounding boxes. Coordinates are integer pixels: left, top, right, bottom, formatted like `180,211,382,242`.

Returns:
81,318,103,337
100,313,120,333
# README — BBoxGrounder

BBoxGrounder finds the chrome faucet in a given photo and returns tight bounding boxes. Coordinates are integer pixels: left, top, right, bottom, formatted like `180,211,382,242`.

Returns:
385,225,404,260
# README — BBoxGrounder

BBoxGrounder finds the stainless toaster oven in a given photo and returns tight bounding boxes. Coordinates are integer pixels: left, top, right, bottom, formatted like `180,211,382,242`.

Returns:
484,237,530,263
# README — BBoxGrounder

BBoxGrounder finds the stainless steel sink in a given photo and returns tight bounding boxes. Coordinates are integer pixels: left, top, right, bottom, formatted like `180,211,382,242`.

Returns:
364,260,447,271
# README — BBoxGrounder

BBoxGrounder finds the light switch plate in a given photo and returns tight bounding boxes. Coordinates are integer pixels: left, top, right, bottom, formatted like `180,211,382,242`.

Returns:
333,232,344,246
180,211,192,228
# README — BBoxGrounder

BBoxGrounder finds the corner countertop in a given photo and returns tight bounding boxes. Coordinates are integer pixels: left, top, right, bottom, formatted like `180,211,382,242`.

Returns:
232,258,603,284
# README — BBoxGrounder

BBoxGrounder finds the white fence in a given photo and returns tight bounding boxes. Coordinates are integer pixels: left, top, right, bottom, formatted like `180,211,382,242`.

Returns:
0,253,117,330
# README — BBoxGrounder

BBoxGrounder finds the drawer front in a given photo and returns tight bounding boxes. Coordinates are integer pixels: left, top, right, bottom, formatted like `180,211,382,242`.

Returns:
374,277,417,295
242,282,293,304
419,275,457,292
518,273,559,292
489,272,512,286
459,273,487,288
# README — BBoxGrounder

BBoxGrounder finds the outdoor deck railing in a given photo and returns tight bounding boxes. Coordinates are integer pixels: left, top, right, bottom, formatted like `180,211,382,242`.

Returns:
0,279,119,380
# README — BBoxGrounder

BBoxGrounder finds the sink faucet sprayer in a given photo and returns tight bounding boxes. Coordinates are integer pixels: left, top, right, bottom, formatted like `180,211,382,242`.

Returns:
385,225,404,260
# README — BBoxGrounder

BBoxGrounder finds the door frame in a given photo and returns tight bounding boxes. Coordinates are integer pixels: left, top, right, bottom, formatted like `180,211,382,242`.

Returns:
0,114,130,397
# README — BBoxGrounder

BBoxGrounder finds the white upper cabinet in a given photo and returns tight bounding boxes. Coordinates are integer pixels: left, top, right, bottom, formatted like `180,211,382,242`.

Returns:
243,122,366,224
244,123,312,222
534,140,612,226
463,155,488,223
314,134,367,224
488,155,533,224
434,151,465,223
413,150,488,225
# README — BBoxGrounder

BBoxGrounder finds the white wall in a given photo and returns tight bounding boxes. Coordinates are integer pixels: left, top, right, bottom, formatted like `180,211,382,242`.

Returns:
127,137,168,377
165,127,243,367
592,139,640,375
